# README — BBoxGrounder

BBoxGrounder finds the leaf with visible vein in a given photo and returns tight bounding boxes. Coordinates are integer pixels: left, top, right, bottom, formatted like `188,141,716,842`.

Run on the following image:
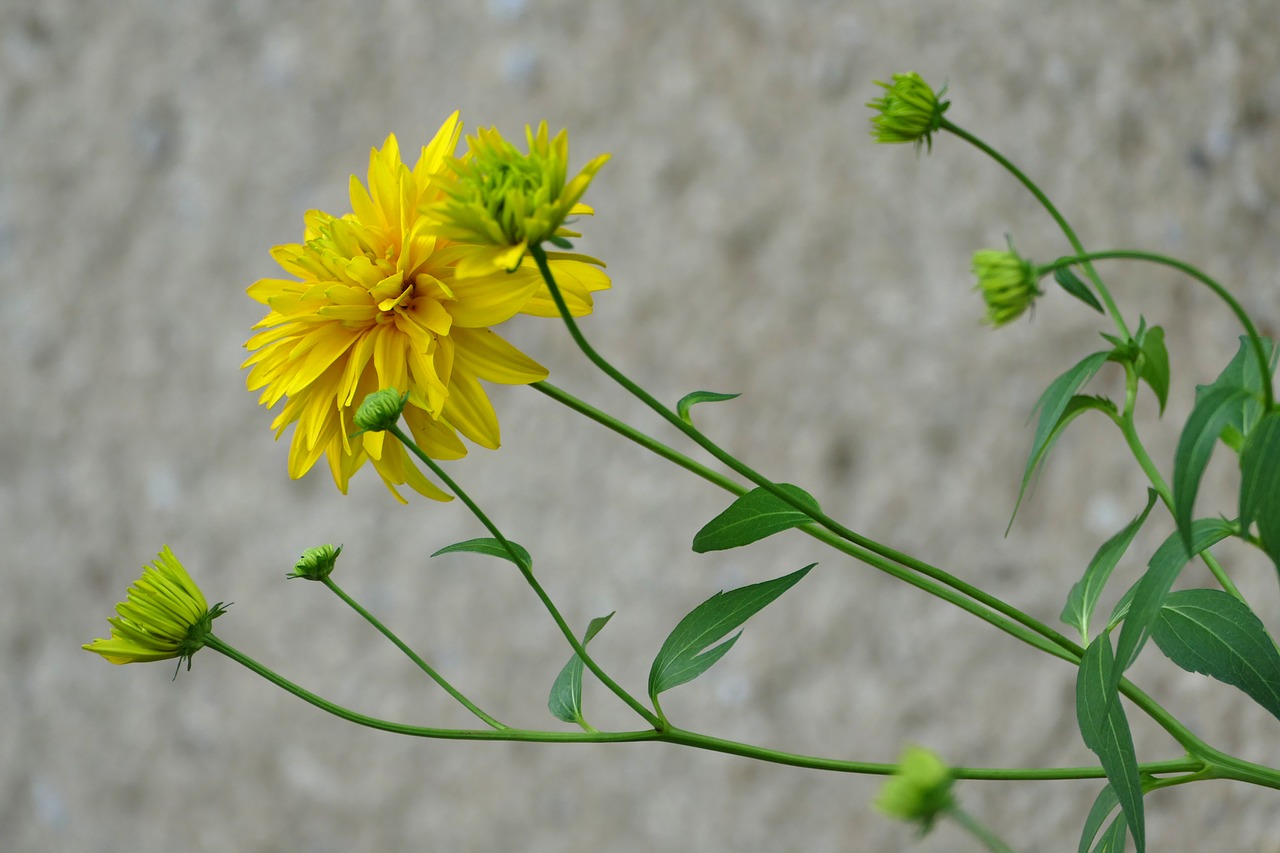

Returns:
1062,490,1158,643
1076,634,1145,853
648,565,814,701
548,613,614,726
692,485,821,553
1153,589,1280,722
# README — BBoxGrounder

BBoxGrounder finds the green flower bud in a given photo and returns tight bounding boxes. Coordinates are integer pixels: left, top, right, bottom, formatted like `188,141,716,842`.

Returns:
972,243,1043,327
287,544,342,581
867,72,950,152
353,388,408,433
874,745,954,834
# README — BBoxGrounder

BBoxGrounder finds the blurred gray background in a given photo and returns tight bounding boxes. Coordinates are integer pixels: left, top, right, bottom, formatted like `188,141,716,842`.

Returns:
5,0,1280,850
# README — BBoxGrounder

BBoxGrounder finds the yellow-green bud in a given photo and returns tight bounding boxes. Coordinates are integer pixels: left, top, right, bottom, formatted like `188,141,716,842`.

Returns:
867,72,950,152
353,389,408,433
874,745,954,833
972,244,1043,327
287,544,342,581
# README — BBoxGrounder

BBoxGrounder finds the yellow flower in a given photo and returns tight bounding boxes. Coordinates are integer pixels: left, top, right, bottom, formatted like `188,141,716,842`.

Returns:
243,113,611,502
83,547,227,668
429,121,610,277
867,72,950,152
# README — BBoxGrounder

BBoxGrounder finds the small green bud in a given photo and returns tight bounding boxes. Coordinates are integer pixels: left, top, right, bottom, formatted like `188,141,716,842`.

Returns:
874,745,954,834
972,243,1043,327
353,389,408,433
287,544,342,581
867,72,950,152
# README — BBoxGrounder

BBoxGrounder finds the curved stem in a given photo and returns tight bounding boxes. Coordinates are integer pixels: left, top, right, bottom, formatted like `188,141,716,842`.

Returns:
207,635,655,743
322,576,507,730
528,247,1080,662
1043,249,1274,410
947,805,1016,853
386,423,662,729
1109,370,1245,601
940,119,1130,342
209,637,1280,787
530,380,1246,761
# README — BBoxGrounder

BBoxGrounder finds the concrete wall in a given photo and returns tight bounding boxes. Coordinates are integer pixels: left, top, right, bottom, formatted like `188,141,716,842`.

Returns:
6,1,1279,850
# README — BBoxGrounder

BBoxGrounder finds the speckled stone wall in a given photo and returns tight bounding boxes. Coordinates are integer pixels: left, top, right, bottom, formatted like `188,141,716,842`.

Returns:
6,1,1280,850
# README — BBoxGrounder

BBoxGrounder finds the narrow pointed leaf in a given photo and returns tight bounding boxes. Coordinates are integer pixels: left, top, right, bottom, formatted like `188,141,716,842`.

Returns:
676,390,741,425
1092,815,1129,853
548,612,615,725
1137,326,1170,414
1078,784,1121,853
1110,519,1234,699
1053,263,1105,314
693,485,821,553
1152,588,1280,722
1061,490,1158,642
1008,366,1116,533
1076,634,1145,853
1196,335,1275,453
1240,411,1280,569
649,564,814,700
431,537,532,569
1172,385,1253,549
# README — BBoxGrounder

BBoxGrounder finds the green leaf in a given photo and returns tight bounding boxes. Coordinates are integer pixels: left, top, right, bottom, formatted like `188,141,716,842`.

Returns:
1052,263,1105,314
1137,326,1170,414
676,390,741,425
1110,519,1235,698
431,537,532,569
1240,411,1280,569
1078,784,1121,853
1076,634,1145,853
692,485,821,553
1092,815,1129,853
1008,353,1116,533
1062,490,1159,642
1152,588,1280,722
548,612,615,726
1197,335,1275,453
648,564,814,702
1172,384,1253,549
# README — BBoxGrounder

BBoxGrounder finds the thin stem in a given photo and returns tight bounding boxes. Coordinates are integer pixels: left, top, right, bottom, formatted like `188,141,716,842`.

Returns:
528,246,1081,662
208,637,1280,787
531,378,1236,758
206,635,656,743
940,118,1131,342
321,576,507,730
947,805,1016,853
1043,249,1274,410
1109,371,1246,601
386,423,662,730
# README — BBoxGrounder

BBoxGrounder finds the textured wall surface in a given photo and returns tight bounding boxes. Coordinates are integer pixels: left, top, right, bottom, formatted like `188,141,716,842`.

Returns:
6,1,1280,850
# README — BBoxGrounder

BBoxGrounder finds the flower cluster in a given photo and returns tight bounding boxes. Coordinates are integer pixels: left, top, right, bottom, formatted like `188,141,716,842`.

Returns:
83,547,226,670
243,113,610,502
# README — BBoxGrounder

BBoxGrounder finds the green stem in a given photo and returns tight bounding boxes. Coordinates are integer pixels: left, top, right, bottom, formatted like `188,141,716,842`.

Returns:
321,576,507,730
208,637,1280,787
1110,369,1246,601
1043,249,1274,410
531,380,1249,765
940,119,1130,342
206,635,655,743
528,247,1080,662
947,805,1016,853
386,423,662,730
